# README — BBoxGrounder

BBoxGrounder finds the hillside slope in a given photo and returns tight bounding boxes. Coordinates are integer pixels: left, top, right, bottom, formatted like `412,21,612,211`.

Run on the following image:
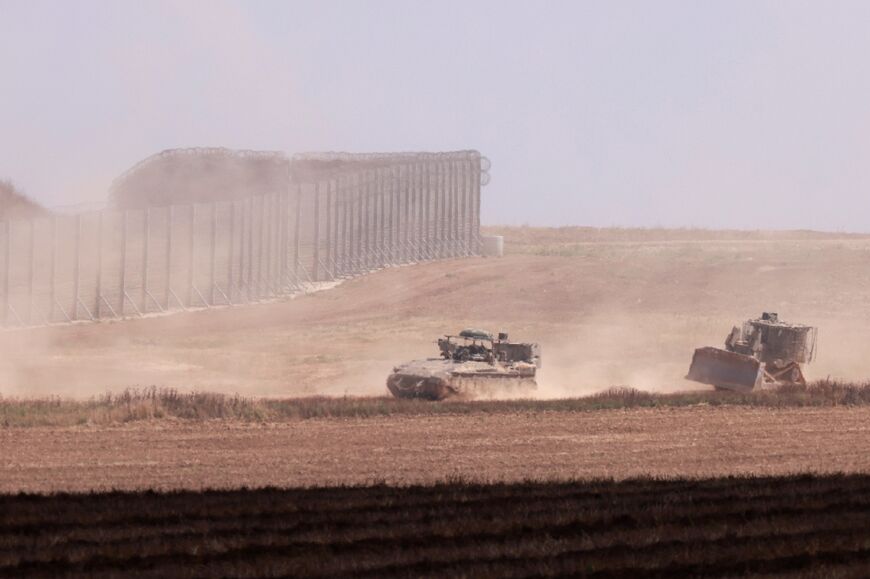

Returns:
2,227,870,398
0,180,48,221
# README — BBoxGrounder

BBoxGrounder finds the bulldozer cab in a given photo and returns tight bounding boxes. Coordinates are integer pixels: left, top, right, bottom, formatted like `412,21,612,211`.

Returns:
687,313,817,391
725,313,817,365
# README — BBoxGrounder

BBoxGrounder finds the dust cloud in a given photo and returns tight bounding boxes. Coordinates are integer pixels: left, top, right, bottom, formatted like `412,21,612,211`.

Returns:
5,231,870,400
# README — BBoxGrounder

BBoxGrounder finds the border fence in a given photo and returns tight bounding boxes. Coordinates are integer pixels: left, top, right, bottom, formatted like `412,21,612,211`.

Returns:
0,150,489,328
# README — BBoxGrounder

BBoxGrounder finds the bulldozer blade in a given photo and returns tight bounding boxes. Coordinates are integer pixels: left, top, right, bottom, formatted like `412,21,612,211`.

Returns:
686,347,763,392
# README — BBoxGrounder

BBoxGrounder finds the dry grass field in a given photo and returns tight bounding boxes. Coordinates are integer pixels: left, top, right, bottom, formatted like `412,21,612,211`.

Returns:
3,404,870,493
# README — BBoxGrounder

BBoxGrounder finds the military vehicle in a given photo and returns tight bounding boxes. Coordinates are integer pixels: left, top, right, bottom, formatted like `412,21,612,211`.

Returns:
387,329,541,400
686,312,817,391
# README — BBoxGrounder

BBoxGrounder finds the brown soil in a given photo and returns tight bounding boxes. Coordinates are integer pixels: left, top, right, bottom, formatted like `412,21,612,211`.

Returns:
4,405,870,493
6,475,870,579
3,227,870,399
7,475,870,578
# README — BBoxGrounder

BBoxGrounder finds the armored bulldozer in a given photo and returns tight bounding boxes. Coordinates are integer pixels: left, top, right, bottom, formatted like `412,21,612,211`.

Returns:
686,312,817,392
387,329,541,400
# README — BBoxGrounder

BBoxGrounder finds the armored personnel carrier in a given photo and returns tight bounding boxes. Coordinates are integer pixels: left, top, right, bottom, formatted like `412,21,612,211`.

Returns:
686,312,817,391
387,329,541,400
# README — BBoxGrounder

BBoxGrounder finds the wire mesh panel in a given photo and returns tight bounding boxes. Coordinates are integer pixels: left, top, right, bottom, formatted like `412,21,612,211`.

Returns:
295,184,316,284
0,150,486,328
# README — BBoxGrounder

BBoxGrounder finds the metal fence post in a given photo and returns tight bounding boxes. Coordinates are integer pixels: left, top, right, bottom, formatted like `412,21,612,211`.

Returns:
209,202,217,305
411,162,419,260
332,178,340,275
367,171,376,268
466,158,475,253
433,161,440,258
376,170,382,267
141,209,149,314
422,159,432,258
265,193,274,293
357,172,363,268
272,194,280,292
455,158,462,255
359,176,368,269
237,200,246,298
438,160,445,258
468,158,475,253
374,171,382,267
73,214,82,320
354,172,360,272
439,161,448,258
417,161,425,259
354,174,362,272
293,184,301,282
459,158,465,254
452,158,460,256
49,217,57,322
372,171,380,267
473,155,482,253
312,182,320,281
120,211,128,315
257,195,266,296
227,201,235,303
187,205,195,307
274,193,281,291
335,178,342,274
458,159,468,255
386,166,394,263
394,166,402,262
392,165,399,263
358,173,365,271
277,192,285,291
363,171,370,267
272,193,279,291
325,180,333,278
164,205,172,310
432,159,439,257
335,176,344,275
248,195,255,297
403,164,411,262
344,175,351,274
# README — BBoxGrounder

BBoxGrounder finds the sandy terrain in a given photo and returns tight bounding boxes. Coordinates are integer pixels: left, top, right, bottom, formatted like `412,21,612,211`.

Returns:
2,227,870,399
4,405,870,493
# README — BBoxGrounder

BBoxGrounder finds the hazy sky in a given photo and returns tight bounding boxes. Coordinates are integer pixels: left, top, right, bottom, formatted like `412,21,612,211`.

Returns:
2,0,870,230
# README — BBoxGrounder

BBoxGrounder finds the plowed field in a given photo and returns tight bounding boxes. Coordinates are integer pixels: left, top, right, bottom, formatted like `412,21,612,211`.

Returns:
6,474,870,578
4,405,870,494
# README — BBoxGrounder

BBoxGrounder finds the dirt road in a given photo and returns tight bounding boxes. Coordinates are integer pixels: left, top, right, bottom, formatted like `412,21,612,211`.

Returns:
4,405,870,493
